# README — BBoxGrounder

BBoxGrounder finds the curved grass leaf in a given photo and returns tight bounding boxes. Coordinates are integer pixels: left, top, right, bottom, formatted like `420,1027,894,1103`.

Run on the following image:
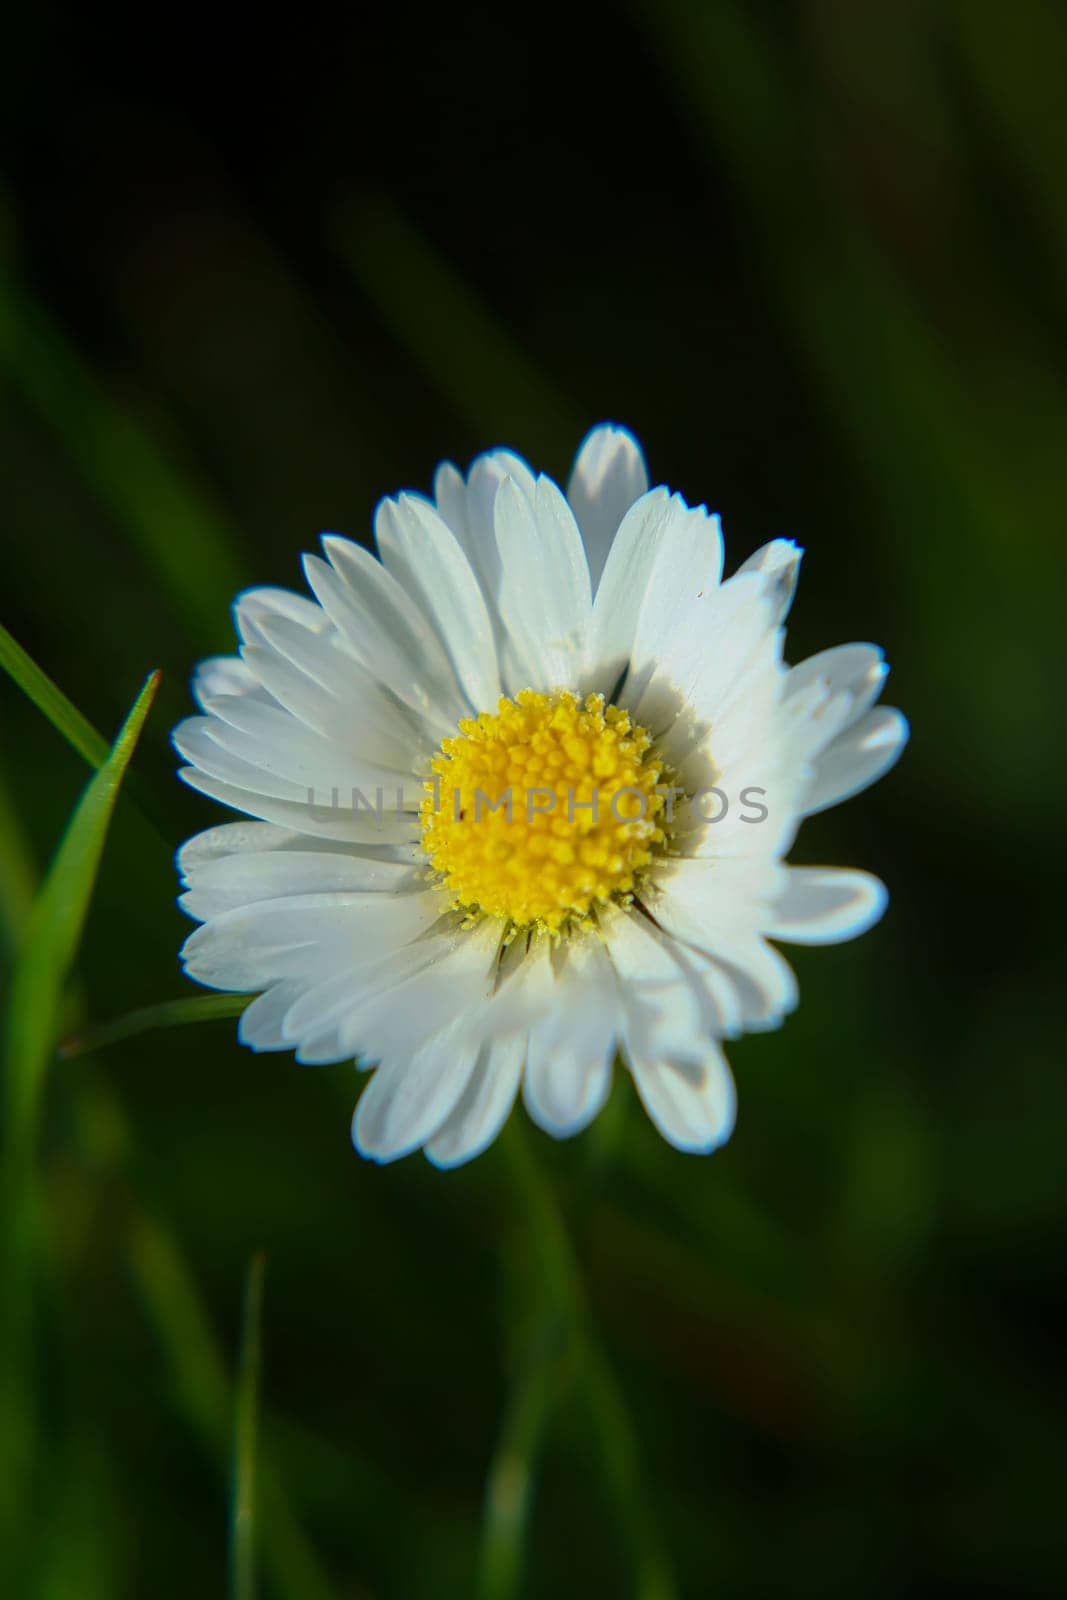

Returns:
59,993,251,1059
2,669,160,1164
0,623,171,837
0,668,159,1541
0,622,110,770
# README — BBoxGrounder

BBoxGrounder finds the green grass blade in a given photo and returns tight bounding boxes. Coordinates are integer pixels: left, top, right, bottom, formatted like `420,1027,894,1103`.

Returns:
126,1208,232,1436
126,1203,346,1600
0,652,344,1600
0,668,160,1541
232,1251,267,1600
2,670,160,1159
0,746,36,956
0,623,174,839
0,622,110,770
59,993,251,1058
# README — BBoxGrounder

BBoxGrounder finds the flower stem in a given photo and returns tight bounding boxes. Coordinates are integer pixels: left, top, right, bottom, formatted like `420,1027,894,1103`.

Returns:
478,1308,564,1600
231,1251,267,1600
501,1120,677,1600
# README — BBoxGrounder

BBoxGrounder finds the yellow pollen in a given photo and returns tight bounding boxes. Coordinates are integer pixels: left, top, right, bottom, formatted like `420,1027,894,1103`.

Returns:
420,689,673,934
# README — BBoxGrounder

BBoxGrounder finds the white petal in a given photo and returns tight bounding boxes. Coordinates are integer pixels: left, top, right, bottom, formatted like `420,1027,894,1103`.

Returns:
179,890,441,992
493,475,592,692
523,1037,613,1139
291,1024,348,1065
234,586,329,644
627,496,725,695
173,717,310,803
523,938,617,1138
474,929,556,1035
629,569,777,745
764,867,888,944
783,644,889,769
566,424,649,589
352,1028,481,1163
176,710,413,822
179,846,419,921
648,853,786,940
601,905,736,1042
431,461,470,542
804,706,909,815
786,643,887,723
238,980,306,1050
177,824,417,875
425,1034,526,1168
375,493,500,713
670,772,804,867
193,656,261,706
240,630,429,771
280,929,462,1058
642,860,798,1031
734,539,802,625
583,488,673,694
625,1036,736,1154
436,448,538,613
340,919,504,1064
305,540,463,731
186,698,409,798
177,765,418,846
177,820,295,872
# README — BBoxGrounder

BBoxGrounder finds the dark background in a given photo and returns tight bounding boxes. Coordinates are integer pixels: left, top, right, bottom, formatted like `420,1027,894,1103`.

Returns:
2,2,1065,1595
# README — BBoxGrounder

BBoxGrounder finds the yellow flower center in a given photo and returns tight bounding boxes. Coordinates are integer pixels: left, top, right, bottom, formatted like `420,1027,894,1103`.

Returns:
420,689,672,934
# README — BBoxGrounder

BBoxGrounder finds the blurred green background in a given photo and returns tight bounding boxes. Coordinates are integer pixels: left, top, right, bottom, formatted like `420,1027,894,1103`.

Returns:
1,1,1065,1595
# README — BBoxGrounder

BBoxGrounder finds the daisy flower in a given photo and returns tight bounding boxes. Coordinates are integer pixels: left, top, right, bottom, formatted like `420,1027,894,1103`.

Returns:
174,425,907,1167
